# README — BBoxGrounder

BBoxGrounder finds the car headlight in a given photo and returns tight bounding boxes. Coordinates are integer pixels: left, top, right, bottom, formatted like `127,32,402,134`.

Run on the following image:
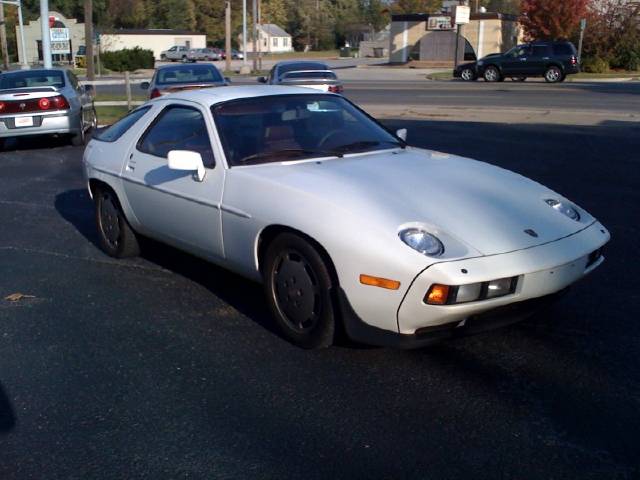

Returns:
545,198,581,221
399,228,444,257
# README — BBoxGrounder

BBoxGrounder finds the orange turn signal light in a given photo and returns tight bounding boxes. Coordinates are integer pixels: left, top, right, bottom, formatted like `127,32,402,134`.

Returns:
359,274,401,290
425,284,451,305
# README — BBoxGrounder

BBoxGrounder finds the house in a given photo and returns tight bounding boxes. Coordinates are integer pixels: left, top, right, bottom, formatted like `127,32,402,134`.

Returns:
240,24,293,53
100,30,206,60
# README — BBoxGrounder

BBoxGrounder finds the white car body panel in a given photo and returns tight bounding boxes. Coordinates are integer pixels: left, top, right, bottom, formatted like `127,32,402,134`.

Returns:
83,86,610,345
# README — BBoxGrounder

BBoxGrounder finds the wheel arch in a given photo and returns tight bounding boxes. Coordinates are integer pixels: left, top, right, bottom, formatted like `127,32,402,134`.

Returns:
256,224,340,285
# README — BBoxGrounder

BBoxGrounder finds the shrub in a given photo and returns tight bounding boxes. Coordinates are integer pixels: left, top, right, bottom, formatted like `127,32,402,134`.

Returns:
582,56,609,73
611,40,640,71
101,47,154,72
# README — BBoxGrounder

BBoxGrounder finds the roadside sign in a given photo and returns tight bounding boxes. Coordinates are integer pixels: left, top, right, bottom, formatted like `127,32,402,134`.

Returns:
453,5,471,25
50,28,69,42
51,41,70,54
428,16,454,30
580,18,587,30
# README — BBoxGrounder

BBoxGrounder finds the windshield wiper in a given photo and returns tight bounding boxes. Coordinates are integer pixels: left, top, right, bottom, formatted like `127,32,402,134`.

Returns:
238,148,343,165
334,140,404,153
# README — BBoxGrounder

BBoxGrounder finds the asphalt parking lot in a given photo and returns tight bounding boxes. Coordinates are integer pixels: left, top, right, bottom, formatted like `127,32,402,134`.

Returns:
1,111,639,478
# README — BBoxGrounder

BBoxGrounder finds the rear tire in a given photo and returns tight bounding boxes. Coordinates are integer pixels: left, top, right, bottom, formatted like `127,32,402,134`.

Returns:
544,66,563,83
94,187,140,258
483,66,501,82
263,233,336,349
460,67,476,81
70,117,86,146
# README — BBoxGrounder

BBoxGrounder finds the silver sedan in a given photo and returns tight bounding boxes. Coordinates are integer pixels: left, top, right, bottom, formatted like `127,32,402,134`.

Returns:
83,86,609,349
0,68,97,149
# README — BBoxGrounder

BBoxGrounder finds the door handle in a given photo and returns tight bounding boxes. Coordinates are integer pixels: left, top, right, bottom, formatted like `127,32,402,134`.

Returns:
126,153,136,171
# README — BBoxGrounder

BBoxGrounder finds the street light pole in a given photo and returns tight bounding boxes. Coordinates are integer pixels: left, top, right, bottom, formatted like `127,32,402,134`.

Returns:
40,0,52,68
252,0,257,71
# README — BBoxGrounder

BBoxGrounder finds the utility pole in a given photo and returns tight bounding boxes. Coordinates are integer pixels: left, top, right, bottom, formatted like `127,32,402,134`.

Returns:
0,2,9,69
242,0,247,66
577,18,586,64
257,0,261,70
84,0,94,80
252,0,257,71
40,0,51,68
225,1,231,73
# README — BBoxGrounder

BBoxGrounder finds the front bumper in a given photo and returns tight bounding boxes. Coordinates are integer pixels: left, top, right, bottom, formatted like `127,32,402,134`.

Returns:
341,221,609,348
0,111,77,139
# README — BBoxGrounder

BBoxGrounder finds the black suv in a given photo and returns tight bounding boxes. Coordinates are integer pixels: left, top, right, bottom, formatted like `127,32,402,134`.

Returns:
455,41,579,83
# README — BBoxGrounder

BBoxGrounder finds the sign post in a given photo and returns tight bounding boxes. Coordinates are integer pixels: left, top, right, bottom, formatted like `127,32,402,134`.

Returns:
452,5,470,69
577,18,586,64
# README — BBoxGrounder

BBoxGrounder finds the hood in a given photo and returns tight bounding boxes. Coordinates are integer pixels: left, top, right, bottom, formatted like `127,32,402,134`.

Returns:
236,148,593,257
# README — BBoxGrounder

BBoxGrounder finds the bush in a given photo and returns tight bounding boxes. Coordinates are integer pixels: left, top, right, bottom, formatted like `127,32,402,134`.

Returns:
611,41,640,71
582,56,609,73
101,47,154,72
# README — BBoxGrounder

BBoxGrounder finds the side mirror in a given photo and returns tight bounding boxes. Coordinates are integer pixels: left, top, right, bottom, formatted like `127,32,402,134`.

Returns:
224,77,231,83
257,76,267,83
396,128,407,142
167,150,206,182
83,84,94,94
140,81,150,90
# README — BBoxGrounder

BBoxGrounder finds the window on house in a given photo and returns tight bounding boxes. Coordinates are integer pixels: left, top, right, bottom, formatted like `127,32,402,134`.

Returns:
284,38,288,47
273,37,278,47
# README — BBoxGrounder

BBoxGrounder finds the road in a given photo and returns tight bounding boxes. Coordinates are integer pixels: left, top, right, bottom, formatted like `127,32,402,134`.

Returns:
1,83,640,479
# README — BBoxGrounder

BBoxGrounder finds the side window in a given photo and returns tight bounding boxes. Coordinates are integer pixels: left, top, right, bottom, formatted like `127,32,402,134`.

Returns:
68,72,80,90
137,105,215,167
94,106,151,143
532,46,549,57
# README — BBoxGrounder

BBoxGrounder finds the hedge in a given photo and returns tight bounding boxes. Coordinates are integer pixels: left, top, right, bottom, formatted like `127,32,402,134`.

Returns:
101,47,155,72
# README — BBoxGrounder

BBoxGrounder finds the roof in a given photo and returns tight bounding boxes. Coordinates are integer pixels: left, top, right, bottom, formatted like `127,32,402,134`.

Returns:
258,24,291,37
101,29,204,36
164,85,331,106
274,61,328,68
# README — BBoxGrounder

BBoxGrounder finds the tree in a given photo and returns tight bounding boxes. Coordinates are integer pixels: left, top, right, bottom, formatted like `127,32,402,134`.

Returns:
389,0,441,14
262,0,288,27
520,0,589,40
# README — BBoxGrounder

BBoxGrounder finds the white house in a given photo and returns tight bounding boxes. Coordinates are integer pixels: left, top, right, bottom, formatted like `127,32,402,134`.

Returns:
100,29,206,60
241,24,293,53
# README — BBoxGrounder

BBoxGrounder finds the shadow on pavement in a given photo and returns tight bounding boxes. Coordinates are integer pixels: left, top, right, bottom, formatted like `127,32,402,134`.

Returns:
0,135,73,152
0,382,16,434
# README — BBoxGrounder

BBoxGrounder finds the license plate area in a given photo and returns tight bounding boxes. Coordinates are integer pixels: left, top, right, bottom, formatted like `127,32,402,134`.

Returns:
15,116,34,127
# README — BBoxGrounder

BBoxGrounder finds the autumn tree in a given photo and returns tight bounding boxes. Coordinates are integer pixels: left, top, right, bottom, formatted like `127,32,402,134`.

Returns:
390,0,441,14
520,0,589,40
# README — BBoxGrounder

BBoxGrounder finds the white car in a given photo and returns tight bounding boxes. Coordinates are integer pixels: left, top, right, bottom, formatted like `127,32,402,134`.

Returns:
83,86,609,349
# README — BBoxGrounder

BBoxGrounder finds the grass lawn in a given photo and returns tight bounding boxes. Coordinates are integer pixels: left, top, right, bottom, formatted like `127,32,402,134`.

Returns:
94,91,147,102
426,71,454,81
96,106,129,125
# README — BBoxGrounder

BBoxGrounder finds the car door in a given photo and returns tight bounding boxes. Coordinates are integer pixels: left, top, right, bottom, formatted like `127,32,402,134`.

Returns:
525,45,552,76
121,100,225,260
501,46,531,76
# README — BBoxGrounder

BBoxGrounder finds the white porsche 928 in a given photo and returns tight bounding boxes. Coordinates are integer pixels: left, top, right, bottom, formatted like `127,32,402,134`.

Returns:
83,86,610,349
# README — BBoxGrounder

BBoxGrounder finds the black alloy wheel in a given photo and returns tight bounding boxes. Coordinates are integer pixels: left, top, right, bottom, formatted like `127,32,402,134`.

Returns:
95,188,140,258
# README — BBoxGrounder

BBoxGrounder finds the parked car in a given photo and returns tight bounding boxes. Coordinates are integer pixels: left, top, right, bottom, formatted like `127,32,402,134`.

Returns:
0,68,97,149
140,64,229,99
83,86,609,349
160,45,191,62
220,49,244,60
466,41,580,83
187,48,222,62
258,61,343,93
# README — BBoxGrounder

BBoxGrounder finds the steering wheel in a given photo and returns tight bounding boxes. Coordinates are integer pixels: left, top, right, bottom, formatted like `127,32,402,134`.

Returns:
317,129,343,148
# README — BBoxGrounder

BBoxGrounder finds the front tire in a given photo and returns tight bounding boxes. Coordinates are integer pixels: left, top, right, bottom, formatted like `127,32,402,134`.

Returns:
545,66,562,83
95,187,140,258
483,65,501,82
263,233,336,349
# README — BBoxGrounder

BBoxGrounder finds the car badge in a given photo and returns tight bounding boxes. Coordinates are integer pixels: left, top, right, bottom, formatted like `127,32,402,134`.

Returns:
524,229,538,238
19,103,26,110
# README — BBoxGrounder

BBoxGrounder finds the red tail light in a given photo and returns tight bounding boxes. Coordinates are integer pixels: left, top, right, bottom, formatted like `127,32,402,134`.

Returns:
571,56,577,65
150,88,161,99
0,95,69,114
328,85,343,94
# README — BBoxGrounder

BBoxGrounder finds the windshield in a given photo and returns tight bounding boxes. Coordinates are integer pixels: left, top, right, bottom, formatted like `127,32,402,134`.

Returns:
278,62,327,79
0,70,65,89
156,65,224,85
212,94,402,167
281,71,337,80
